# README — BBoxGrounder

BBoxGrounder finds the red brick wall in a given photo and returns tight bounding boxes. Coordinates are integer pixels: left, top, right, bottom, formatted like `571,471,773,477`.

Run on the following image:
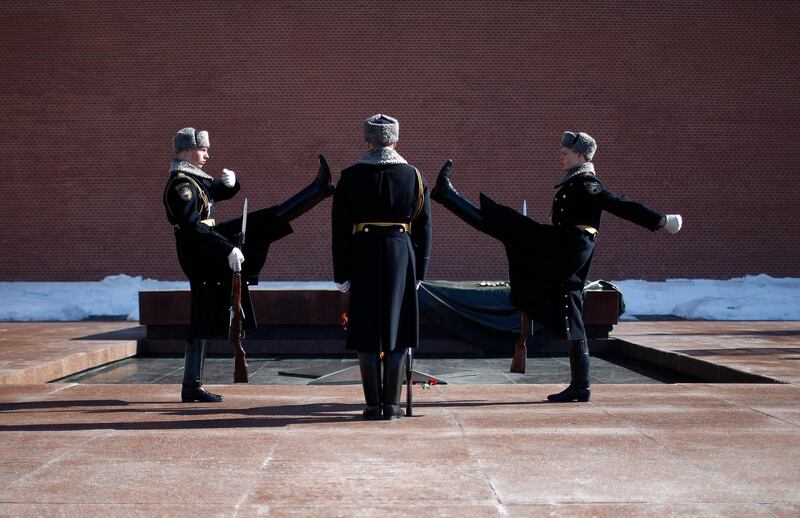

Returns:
2,1,798,281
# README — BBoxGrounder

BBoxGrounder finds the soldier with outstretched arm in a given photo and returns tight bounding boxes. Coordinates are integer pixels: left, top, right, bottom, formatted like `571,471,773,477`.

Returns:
331,114,432,420
431,131,682,403
163,127,334,402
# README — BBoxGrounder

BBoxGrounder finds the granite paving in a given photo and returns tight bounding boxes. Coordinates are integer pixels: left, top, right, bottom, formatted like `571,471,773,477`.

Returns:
0,383,797,516
0,321,798,516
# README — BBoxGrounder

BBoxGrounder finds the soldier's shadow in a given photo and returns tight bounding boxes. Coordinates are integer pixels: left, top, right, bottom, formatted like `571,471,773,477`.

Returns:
0,398,551,432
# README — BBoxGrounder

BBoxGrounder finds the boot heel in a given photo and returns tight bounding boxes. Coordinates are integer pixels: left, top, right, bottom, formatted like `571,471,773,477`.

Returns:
382,404,403,420
573,388,591,402
362,406,382,420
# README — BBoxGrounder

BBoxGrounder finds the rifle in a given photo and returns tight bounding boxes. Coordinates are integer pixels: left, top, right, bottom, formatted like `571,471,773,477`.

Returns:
229,198,249,383
510,199,530,374
509,312,530,374
405,347,413,416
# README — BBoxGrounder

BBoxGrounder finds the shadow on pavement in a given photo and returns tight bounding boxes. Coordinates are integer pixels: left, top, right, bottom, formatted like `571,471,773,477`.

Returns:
0,398,553,432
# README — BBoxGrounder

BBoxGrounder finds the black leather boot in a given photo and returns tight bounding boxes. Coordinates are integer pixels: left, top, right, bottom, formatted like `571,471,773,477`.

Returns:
382,350,406,420
430,160,488,233
547,340,591,403
181,339,224,403
274,155,335,225
358,353,382,420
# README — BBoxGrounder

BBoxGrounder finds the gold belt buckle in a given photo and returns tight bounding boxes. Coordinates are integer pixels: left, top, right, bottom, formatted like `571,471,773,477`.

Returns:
200,218,216,227
575,224,597,236
355,222,410,233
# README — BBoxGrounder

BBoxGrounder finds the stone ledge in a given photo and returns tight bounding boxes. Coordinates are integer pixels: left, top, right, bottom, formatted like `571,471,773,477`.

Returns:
0,323,140,385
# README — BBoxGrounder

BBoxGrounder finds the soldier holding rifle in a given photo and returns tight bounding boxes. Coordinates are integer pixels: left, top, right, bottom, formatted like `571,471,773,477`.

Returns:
163,127,334,402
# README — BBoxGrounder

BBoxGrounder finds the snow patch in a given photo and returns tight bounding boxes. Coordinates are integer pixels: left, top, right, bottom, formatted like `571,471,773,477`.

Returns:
0,275,187,322
0,274,798,322
612,275,800,321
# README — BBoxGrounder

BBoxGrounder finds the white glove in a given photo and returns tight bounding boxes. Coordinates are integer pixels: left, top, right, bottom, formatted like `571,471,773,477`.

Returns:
335,281,351,293
227,247,245,272
221,168,236,188
663,214,683,234
416,281,422,291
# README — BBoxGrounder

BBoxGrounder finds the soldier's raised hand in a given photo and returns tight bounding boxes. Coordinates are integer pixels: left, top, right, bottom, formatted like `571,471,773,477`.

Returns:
227,247,245,272
318,155,335,196
662,214,683,234
221,168,236,188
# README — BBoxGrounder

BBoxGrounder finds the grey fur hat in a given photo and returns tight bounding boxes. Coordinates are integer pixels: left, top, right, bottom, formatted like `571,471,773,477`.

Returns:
364,114,399,145
561,131,597,161
173,127,211,153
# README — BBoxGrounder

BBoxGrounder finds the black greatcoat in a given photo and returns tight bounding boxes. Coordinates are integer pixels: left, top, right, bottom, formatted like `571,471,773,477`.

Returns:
480,162,664,341
163,160,292,339
331,148,432,352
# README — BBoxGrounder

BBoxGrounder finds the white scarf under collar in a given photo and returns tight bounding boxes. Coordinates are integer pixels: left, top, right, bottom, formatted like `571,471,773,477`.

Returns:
169,159,213,180
356,147,408,165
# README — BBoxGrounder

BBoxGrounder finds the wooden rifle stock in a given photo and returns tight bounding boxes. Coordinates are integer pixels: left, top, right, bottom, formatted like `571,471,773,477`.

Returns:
230,198,249,383
229,271,248,383
509,312,529,374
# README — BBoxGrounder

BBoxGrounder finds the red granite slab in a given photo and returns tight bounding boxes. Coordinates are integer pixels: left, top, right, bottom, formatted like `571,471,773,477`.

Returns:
0,383,796,514
0,322,139,384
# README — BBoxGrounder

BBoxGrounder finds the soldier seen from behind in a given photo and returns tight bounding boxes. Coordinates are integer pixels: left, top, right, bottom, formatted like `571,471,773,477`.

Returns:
331,114,432,420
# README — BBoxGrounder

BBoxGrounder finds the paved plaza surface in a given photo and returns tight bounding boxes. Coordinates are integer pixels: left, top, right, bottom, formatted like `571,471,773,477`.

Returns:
0,321,798,516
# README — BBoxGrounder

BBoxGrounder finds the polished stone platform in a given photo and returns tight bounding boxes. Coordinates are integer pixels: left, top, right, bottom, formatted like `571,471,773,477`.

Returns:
2,321,799,386
0,383,798,516
56,356,698,385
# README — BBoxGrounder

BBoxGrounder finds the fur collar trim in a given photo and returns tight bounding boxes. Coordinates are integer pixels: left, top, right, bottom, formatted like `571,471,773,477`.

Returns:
554,162,595,188
356,147,408,165
169,159,213,180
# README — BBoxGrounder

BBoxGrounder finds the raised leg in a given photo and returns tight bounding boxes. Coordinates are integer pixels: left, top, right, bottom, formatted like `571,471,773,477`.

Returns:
273,155,335,225
430,160,488,234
